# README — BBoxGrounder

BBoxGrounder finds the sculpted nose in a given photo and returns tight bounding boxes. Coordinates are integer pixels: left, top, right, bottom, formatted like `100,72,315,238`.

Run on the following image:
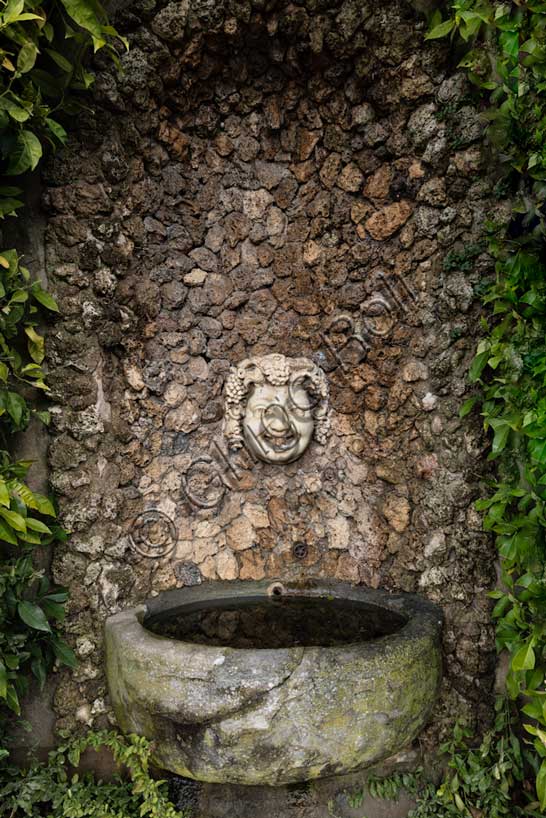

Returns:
265,405,290,433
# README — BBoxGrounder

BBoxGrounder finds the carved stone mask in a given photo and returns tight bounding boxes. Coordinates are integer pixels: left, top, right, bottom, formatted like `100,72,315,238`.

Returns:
224,354,330,465
243,381,313,464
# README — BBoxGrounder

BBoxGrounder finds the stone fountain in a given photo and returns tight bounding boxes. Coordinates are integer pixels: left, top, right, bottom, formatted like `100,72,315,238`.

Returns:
105,355,443,785
105,579,442,785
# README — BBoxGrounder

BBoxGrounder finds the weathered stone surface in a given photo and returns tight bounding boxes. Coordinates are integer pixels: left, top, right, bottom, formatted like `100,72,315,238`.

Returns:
327,517,350,549
319,153,341,188
151,0,190,42
297,129,320,161
352,102,375,128
106,581,442,786
226,515,255,551
242,189,273,219
364,165,392,200
365,201,413,240
184,268,207,286
255,161,289,190
402,361,429,382
382,494,411,533
408,103,441,149
337,163,364,192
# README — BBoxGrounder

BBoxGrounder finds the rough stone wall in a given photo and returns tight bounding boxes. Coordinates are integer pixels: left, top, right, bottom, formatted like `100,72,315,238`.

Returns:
43,0,501,753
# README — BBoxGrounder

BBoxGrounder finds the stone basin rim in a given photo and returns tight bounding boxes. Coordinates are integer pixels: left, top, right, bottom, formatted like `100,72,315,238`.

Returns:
116,579,443,655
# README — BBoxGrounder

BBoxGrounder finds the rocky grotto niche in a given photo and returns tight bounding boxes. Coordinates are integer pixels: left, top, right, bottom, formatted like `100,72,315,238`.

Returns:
43,0,502,766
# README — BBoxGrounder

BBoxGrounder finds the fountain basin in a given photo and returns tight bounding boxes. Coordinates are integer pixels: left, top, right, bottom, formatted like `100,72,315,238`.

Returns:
105,580,442,786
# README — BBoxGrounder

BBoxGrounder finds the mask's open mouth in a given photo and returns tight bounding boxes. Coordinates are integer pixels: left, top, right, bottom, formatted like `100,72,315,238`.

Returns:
261,428,299,451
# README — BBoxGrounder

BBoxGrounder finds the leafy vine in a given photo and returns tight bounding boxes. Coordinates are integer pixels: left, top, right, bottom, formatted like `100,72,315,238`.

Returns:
0,0,124,745
0,4,187,818
0,730,189,817
425,0,546,811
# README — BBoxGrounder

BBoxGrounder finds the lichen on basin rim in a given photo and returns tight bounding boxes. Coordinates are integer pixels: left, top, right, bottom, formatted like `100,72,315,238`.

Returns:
104,580,443,786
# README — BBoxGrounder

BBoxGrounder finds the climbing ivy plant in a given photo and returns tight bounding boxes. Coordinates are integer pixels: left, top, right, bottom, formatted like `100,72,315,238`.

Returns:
0,0,124,742
425,0,546,812
0,5,185,818
0,244,74,737
0,0,125,214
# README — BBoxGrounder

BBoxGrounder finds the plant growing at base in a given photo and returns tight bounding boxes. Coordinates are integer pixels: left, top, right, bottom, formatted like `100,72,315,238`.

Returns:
362,700,539,817
0,730,189,817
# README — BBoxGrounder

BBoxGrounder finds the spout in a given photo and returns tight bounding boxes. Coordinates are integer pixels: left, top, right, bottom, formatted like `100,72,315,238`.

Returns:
267,581,286,598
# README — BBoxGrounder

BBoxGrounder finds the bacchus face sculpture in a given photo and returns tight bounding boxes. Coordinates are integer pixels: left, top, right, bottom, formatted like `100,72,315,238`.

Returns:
224,354,330,464
243,381,313,463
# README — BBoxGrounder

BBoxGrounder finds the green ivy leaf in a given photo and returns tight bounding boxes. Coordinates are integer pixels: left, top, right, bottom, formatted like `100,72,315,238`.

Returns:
459,396,478,418
31,68,64,98
17,42,38,74
529,438,546,464
41,599,64,621
35,410,51,425
26,517,52,535
469,349,490,382
2,0,25,24
17,601,51,632
31,654,46,689
24,325,45,364
58,0,107,50
0,518,17,545
18,530,43,545
51,637,77,668
44,48,73,73
537,760,546,811
512,641,536,672
0,196,24,217
0,507,26,532
6,684,20,714
0,478,9,508
31,493,55,516
6,130,43,175
45,117,67,144
0,661,7,700
0,96,31,123
5,391,27,427
499,29,519,60
31,284,59,312
425,19,455,39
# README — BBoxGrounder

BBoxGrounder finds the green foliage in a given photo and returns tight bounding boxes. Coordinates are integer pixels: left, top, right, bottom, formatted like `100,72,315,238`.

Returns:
364,700,538,817
0,730,189,817
0,0,126,214
0,0,123,757
0,262,76,739
0,492,75,728
428,0,546,810
0,249,58,435
0,263,75,735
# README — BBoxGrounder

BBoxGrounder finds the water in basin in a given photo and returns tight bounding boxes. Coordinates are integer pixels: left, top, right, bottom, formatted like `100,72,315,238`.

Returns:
144,596,407,649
